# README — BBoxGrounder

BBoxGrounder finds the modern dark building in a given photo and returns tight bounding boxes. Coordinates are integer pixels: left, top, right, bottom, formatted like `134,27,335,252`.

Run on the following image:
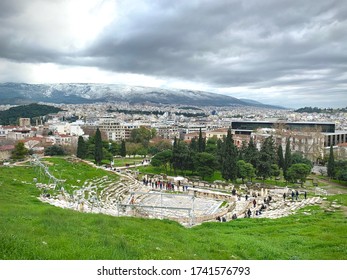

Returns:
231,121,335,133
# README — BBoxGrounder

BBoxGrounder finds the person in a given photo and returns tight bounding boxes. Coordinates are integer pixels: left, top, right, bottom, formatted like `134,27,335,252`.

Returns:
295,190,299,200
291,190,295,201
222,216,226,222
283,192,286,201
216,216,221,222
247,208,252,218
253,199,256,208
304,191,307,199
232,213,237,220
245,194,248,201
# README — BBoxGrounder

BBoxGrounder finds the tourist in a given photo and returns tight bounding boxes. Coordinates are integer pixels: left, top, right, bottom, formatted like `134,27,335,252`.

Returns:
304,191,307,199
232,213,237,220
253,199,256,208
247,208,252,218
291,190,295,201
295,190,299,200
283,193,286,201
245,194,248,201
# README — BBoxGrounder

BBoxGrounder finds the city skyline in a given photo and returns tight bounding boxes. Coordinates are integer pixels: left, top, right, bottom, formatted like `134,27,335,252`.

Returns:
0,0,346,108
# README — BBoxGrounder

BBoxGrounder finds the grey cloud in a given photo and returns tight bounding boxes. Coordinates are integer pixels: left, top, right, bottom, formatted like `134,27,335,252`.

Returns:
0,0,346,107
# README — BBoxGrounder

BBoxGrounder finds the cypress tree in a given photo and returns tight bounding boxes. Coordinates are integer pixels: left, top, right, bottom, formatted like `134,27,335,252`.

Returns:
190,137,198,152
283,138,292,180
327,144,335,178
277,144,284,169
198,128,205,152
120,139,126,157
257,136,276,180
244,137,259,170
94,128,103,165
221,129,238,181
76,136,86,159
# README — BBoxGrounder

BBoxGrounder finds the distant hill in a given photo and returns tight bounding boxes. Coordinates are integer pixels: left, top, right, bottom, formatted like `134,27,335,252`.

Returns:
0,103,62,125
0,83,284,109
295,106,347,113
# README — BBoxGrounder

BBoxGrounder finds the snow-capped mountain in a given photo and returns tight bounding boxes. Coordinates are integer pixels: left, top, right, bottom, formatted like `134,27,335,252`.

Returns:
0,83,283,108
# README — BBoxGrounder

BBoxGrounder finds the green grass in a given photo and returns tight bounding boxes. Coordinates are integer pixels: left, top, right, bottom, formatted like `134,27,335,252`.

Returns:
37,157,119,193
1,158,347,260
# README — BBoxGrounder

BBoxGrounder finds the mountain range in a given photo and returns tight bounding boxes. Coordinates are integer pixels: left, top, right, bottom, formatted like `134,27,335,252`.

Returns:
0,83,283,109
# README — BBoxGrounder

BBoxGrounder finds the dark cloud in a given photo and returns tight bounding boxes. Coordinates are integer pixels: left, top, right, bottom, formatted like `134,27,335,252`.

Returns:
0,0,346,107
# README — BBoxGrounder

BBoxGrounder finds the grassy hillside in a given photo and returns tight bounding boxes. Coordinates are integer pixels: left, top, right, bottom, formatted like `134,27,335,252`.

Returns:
0,158,346,260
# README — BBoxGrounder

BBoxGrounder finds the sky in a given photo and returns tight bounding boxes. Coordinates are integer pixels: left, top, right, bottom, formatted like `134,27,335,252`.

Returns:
0,0,346,108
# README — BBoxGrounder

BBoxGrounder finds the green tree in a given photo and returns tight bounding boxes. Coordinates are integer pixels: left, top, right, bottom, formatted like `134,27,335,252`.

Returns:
244,137,259,170
76,136,87,159
171,138,192,175
286,163,311,187
151,149,172,174
189,137,198,153
271,164,281,177
198,128,205,152
130,127,156,148
221,129,238,181
120,140,126,157
283,138,292,181
108,142,120,156
11,142,28,160
291,152,313,168
327,145,335,178
205,136,218,155
126,142,142,157
277,144,284,169
237,160,255,183
148,139,172,155
193,152,216,180
94,128,103,165
257,136,276,180
44,145,65,156
238,141,248,161
335,160,347,181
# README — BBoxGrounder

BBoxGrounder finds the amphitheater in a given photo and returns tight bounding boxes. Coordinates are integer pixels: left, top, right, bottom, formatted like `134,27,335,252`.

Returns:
36,159,326,227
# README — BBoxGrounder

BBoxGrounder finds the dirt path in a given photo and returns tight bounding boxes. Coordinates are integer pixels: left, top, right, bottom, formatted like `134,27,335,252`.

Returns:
314,177,347,195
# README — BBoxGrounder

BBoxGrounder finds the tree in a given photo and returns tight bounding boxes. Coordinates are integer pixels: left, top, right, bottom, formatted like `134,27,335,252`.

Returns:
291,152,313,168
44,145,65,156
151,150,172,174
130,127,156,148
220,129,238,181
238,141,248,161
120,140,126,157
283,138,292,181
257,136,276,180
148,139,172,155
271,164,281,178
76,136,87,159
327,144,335,178
237,160,255,183
189,137,198,153
11,142,28,160
198,128,205,152
171,138,192,175
125,142,142,157
205,136,218,155
335,160,347,182
286,163,311,187
94,128,103,165
193,152,216,180
244,137,259,170
277,144,284,169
